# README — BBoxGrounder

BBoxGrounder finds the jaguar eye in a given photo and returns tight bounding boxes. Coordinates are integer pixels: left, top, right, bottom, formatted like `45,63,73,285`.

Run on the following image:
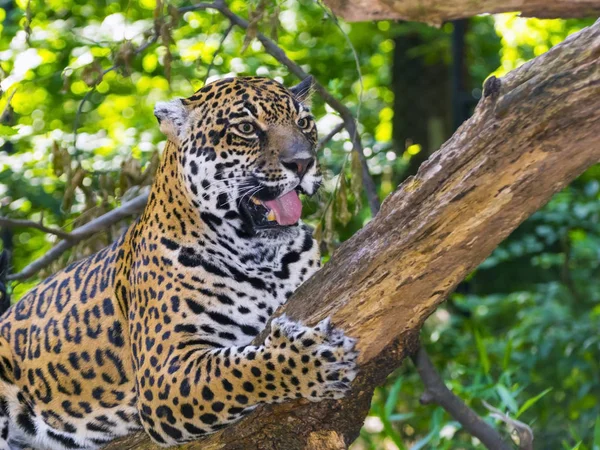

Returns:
297,117,311,130
236,122,257,136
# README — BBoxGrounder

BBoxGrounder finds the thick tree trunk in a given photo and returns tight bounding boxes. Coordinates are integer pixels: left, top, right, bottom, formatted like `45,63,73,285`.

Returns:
324,0,600,24
105,20,600,450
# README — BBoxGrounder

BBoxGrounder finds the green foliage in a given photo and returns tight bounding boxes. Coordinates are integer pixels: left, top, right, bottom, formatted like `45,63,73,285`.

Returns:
1,1,598,448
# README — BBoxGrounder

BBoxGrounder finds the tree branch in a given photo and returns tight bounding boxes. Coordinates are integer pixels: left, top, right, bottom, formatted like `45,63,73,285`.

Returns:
0,217,73,241
317,122,345,152
105,16,600,450
324,0,600,24
203,21,234,83
483,401,534,450
412,348,512,450
7,194,148,281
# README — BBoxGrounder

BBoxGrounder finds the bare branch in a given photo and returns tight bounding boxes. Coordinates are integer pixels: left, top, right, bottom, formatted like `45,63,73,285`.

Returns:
0,89,17,123
317,122,345,152
412,348,513,450
73,87,98,158
483,401,534,450
177,2,218,14
203,22,234,83
0,217,73,241
7,194,148,281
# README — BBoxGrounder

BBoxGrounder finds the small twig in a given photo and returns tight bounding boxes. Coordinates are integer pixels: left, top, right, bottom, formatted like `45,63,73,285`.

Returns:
24,0,32,44
204,22,234,84
0,89,18,123
72,87,98,158
7,194,148,281
412,347,513,450
177,1,217,14
0,217,73,241
317,122,345,152
135,33,161,56
483,401,534,450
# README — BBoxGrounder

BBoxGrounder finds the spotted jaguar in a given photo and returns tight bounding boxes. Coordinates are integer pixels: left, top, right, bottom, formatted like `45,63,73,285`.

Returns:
0,76,358,449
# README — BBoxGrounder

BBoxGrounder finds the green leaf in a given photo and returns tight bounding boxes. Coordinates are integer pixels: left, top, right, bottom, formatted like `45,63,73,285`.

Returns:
593,415,600,450
384,376,404,418
474,328,490,375
389,413,415,422
569,424,584,442
411,428,436,450
411,408,443,450
0,124,17,136
380,412,408,450
377,380,409,450
431,407,444,429
496,385,518,414
516,387,552,418
359,428,377,450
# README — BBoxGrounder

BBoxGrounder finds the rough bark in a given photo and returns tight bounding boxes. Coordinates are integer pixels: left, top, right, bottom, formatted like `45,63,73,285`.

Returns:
105,20,600,450
324,0,600,24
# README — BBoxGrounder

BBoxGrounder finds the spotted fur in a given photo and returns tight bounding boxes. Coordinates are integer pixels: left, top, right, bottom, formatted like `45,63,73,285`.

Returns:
0,77,357,449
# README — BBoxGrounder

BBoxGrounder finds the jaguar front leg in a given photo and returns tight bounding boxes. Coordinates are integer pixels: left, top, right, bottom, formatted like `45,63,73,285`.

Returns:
136,315,358,446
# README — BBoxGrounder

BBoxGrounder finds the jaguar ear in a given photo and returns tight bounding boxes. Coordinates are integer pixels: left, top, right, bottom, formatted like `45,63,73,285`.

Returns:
154,98,189,144
289,76,314,106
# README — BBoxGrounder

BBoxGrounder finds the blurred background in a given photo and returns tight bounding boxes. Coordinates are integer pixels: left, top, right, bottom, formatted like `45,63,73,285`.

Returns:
0,0,599,448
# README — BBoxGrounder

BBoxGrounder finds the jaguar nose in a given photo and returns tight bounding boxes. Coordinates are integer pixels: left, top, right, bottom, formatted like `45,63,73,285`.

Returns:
281,157,315,178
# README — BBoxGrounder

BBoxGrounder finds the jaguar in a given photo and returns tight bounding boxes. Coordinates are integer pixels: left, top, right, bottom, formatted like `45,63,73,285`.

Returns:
0,76,358,449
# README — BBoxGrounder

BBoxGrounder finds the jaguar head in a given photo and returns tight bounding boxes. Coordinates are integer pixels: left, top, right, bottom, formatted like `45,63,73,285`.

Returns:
154,76,321,235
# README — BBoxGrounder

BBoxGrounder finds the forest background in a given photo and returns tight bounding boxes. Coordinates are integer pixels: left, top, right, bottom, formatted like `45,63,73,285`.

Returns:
0,0,598,448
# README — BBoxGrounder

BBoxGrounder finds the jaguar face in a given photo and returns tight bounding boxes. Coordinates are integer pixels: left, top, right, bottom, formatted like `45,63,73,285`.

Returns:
154,76,322,234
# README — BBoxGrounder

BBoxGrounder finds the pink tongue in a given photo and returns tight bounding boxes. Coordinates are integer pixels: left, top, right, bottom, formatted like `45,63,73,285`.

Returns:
263,190,303,226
